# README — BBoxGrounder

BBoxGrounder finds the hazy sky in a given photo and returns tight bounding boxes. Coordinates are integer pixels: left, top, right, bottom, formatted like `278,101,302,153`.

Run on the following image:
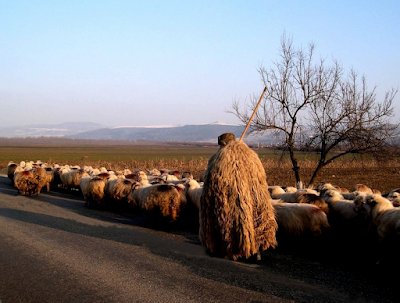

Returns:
1,1,399,128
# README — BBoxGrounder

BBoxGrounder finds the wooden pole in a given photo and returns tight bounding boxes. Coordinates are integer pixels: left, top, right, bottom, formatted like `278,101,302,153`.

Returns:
239,86,267,141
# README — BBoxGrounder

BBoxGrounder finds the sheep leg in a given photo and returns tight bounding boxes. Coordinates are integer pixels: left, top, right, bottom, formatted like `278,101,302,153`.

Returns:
256,250,262,261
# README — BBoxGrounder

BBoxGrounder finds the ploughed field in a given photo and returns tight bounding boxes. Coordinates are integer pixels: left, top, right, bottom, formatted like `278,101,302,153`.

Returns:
1,140,399,193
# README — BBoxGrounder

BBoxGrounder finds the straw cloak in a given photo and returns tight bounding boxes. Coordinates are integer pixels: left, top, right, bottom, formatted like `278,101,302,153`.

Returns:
200,140,277,260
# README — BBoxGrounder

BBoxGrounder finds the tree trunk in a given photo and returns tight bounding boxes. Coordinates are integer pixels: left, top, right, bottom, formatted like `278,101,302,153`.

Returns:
308,160,326,188
288,147,302,188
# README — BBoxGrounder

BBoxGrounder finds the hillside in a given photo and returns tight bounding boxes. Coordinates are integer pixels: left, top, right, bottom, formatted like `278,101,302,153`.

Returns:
68,124,246,142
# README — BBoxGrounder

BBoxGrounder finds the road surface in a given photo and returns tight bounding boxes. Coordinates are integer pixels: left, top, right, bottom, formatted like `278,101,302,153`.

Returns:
0,175,396,303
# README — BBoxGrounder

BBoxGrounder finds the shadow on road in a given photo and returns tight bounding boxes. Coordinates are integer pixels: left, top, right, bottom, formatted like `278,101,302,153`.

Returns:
0,175,397,303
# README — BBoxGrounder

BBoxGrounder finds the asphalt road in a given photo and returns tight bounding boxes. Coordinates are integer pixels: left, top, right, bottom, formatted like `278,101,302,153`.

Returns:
0,175,396,303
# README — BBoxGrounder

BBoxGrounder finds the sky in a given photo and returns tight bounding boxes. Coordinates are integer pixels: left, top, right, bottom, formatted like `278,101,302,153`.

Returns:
1,1,399,128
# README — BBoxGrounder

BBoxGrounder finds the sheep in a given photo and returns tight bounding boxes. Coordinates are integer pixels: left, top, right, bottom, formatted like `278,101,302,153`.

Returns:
122,168,132,176
353,184,373,194
31,167,49,195
384,188,400,199
125,173,139,181
321,189,370,255
168,170,182,179
149,177,166,184
184,179,203,210
80,175,108,207
322,190,364,222
43,167,54,190
80,176,93,205
51,166,67,189
270,186,318,202
284,186,298,193
268,186,285,197
130,183,183,224
295,192,330,215
269,186,329,214
361,194,400,241
161,173,179,182
271,201,330,245
181,171,194,179
137,171,152,187
7,161,18,185
60,169,90,191
13,167,38,196
341,191,365,200
104,178,134,209
390,192,400,207
318,183,351,196
357,194,400,266
147,168,161,176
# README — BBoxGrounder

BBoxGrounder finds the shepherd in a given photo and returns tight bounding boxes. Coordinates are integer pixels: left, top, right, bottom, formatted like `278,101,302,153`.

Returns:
199,132,277,261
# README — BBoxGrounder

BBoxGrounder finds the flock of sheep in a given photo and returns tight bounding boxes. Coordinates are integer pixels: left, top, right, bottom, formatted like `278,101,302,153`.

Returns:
6,160,400,266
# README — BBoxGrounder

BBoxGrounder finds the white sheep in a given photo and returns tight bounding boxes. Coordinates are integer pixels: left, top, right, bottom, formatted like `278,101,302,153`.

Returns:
322,189,364,222
137,171,152,187
184,179,203,210
358,194,400,265
361,194,400,241
161,173,179,182
80,175,107,207
322,189,369,248
270,186,320,204
271,201,330,239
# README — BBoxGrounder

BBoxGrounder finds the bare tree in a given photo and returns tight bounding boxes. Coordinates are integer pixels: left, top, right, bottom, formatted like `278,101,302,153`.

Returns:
230,34,398,188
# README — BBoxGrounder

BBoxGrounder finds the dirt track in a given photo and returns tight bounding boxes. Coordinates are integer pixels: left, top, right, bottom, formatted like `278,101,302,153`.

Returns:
0,175,396,303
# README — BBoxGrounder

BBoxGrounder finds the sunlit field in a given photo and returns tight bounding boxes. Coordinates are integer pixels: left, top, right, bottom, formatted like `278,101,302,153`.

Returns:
1,137,399,193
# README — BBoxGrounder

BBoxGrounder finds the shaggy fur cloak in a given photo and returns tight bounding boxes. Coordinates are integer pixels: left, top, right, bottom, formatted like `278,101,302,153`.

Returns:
200,140,277,260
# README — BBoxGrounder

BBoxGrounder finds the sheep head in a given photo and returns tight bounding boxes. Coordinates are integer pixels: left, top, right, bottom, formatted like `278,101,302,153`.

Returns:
322,189,343,203
362,194,393,218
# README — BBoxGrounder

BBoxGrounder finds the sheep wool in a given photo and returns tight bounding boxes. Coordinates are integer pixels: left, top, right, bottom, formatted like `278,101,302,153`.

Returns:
200,139,277,261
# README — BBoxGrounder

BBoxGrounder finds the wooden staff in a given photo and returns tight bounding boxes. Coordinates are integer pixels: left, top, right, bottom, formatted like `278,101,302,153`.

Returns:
239,86,267,141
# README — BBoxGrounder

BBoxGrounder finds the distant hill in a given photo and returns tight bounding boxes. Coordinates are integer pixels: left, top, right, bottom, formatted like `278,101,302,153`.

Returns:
0,122,105,138
0,121,277,144
67,123,246,143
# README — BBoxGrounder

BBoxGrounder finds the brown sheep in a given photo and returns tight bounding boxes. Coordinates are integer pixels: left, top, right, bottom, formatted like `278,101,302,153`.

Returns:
130,183,183,224
14,169,38,196
31,167,49,195
353,184,373,194
104,178,134,208
61,169,90,191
